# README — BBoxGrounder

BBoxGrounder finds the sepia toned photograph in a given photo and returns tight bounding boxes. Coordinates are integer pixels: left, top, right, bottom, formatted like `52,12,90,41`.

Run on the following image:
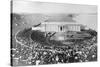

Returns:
11,0,97,66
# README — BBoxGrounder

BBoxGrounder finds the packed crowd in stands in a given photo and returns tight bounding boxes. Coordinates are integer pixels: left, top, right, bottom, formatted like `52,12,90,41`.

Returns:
11,28,97,65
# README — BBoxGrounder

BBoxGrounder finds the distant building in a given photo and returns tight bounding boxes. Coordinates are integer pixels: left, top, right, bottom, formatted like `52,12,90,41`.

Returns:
41,22,84,32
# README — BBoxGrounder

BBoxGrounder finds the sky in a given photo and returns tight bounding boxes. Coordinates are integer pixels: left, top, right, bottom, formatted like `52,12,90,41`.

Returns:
12,0,97,14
